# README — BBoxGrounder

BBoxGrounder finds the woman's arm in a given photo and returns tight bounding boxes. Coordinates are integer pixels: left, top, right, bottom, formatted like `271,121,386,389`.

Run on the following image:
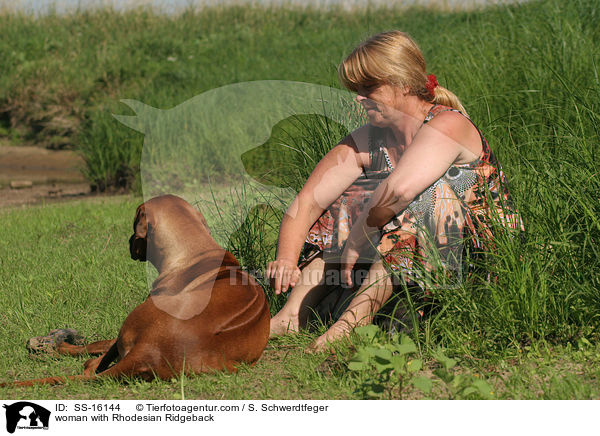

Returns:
267,127,369,294
340,111,481,285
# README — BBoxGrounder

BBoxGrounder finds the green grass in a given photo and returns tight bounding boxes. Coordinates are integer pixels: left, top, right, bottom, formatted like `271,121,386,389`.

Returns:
0,195,598,400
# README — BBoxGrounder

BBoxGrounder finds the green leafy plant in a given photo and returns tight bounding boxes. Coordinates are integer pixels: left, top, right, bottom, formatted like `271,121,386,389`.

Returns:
347,325,423,399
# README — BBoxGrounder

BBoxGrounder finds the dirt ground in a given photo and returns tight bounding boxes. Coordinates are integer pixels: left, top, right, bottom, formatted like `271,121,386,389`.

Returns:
0,141,94,208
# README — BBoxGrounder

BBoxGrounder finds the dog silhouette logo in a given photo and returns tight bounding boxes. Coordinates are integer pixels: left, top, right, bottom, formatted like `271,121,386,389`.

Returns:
3,402,51,433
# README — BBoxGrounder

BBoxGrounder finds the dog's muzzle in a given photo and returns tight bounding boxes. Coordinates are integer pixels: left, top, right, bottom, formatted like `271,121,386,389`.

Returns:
129,234,147,262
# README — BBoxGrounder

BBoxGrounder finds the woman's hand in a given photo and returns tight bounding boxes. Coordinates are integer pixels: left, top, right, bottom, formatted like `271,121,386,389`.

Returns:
340,244,361,287
267,259,301,295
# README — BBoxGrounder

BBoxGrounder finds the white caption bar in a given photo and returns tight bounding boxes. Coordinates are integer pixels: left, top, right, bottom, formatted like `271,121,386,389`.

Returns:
0,400,595,435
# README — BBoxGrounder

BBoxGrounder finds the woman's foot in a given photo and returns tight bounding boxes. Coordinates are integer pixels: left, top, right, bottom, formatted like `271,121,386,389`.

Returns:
269,314,300,337
306,320,353,353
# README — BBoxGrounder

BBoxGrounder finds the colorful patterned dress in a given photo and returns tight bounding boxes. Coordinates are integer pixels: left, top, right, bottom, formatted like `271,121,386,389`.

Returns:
301,104,523,290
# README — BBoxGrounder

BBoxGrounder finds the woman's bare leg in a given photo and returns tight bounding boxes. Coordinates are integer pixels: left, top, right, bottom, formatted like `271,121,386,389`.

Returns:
269,256,330,337
308,260,394,351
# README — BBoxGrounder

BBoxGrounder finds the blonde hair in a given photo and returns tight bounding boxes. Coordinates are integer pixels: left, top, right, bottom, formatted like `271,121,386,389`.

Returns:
338,30,466,114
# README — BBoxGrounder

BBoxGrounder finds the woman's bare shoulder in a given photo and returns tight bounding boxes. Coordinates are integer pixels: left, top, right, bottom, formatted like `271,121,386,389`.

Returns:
422,110,482,160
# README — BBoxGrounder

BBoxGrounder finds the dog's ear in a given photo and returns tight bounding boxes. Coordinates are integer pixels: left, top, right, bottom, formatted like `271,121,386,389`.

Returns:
134,204,148,238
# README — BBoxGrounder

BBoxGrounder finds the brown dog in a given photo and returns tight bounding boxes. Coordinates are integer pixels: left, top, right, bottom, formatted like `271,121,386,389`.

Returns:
5,194,270,386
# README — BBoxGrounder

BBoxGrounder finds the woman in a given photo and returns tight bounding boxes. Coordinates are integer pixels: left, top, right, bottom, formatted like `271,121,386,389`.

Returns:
266,31,522,351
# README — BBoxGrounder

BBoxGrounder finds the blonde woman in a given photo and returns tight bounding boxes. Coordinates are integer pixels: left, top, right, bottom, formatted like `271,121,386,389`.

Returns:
267,31,522,351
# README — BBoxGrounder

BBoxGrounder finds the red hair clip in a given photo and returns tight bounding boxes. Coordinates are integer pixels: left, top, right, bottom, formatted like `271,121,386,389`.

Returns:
425,74,439,94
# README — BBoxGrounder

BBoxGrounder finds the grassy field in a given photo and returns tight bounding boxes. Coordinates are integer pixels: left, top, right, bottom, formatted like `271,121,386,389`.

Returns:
0,0,599,399
1,196,599,400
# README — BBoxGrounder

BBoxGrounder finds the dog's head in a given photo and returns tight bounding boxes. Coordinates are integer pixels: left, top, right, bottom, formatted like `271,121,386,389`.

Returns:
129,203,148,262
129,195,214,270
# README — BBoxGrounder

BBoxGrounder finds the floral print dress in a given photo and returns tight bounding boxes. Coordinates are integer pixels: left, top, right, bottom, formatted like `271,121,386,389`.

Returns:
301,104,523,289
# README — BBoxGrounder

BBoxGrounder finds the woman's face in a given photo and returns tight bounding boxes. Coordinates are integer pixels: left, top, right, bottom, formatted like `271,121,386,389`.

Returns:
355,83,403,127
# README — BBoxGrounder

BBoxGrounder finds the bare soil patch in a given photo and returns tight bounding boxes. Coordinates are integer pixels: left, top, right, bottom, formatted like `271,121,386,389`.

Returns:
0,142,93,208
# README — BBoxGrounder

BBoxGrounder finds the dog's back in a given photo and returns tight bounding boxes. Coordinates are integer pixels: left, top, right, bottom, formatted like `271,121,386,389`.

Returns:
119,249,270,376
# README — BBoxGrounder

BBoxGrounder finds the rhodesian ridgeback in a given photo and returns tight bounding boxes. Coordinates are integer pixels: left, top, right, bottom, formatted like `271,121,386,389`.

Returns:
4,194,270,387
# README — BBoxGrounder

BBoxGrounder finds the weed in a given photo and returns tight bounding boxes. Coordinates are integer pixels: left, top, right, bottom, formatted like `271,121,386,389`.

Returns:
348,325,423,399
